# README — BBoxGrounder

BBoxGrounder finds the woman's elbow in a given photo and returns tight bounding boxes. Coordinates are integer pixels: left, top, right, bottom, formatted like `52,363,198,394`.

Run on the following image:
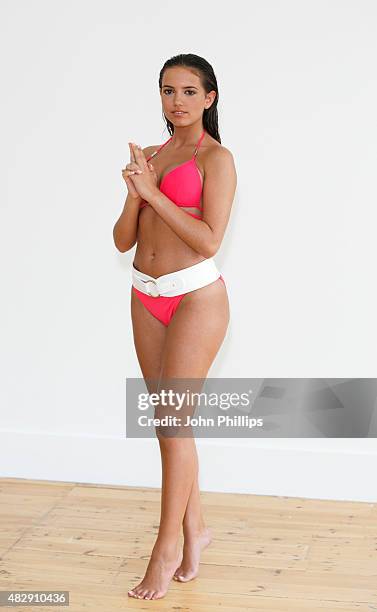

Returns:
202,239,220,258
114,242,128,253
117,241,136,253
113,231,136,253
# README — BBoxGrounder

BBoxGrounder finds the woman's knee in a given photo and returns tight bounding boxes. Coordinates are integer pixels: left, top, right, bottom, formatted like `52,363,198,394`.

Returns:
155,427,195,449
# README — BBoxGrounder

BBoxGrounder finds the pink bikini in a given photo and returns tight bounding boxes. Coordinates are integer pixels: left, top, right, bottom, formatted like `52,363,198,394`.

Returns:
132,129,225,326
139,128,206,219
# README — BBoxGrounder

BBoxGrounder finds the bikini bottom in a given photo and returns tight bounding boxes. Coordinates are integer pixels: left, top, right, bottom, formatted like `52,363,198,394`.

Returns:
132,271,225,327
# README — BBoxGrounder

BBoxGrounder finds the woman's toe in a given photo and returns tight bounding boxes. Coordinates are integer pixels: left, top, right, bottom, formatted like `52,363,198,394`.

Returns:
177,571,196,582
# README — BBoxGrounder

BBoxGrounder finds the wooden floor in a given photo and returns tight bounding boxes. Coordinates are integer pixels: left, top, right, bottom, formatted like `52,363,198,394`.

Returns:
0,478,376,611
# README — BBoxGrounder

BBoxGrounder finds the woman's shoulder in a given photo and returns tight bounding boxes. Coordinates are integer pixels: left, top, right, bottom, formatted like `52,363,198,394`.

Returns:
201,135,236,176
199,134,237,184
202,133,235,163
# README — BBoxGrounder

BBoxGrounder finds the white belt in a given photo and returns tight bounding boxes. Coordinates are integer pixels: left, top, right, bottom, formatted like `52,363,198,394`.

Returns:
132,257,221,297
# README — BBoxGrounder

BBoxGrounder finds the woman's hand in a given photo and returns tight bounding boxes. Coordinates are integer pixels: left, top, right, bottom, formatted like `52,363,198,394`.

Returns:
124,143,159,203
121,143,144,199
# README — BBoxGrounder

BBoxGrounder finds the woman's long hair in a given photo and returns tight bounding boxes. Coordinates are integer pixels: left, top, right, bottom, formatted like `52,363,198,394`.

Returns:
158,53,221,144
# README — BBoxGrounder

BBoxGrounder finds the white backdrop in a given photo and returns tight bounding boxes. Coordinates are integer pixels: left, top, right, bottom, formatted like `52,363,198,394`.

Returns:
1,0,376,501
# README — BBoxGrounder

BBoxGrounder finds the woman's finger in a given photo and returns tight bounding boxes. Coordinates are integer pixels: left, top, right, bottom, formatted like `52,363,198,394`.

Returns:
128,142,136,163
122,169,142,178
123,162,142,172
124,174,141,198
132,143,148,172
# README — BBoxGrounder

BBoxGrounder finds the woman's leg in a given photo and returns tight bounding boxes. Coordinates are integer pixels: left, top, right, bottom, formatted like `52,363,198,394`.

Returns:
130,288,167,386
183,470,205,534
130,286,207,586
173,468,213,582
129,278,229,600
131,283,206,534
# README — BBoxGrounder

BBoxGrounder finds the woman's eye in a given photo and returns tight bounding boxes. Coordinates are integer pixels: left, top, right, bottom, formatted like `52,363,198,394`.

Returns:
163,90,195,95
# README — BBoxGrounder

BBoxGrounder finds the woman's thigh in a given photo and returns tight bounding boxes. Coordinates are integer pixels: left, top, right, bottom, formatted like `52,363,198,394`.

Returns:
130,288,167,391
160,277,230,379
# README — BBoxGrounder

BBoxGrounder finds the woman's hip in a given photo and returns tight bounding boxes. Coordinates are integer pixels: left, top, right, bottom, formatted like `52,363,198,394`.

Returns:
131,257,225,298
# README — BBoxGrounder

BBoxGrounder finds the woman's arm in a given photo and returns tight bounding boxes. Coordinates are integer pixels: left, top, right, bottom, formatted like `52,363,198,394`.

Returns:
148,147,237,258
113,193,141,252
113,146,155,252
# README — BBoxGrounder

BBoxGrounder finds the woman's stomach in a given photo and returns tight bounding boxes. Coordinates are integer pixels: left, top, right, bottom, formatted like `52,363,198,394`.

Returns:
133,205,206,277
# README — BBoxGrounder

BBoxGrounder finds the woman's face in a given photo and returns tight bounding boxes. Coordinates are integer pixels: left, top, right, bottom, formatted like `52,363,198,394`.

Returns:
160,66,216,127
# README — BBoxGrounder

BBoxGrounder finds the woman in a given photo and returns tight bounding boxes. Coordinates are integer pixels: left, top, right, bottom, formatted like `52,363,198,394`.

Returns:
113,53,237,601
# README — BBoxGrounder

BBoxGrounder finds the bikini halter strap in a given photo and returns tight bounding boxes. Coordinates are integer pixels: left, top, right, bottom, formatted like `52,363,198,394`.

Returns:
193,129,206,157
148,129,206,161
148,136,172,160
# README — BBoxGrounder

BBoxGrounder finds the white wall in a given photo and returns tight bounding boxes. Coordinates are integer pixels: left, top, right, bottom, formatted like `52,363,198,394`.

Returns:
1,0,376,501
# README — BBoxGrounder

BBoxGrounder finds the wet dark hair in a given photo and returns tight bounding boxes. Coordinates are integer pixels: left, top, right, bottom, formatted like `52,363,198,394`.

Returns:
158,53,221,144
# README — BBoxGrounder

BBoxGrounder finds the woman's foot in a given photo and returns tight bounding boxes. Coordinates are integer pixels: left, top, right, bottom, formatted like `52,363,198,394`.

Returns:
128,543,183,601
173,527,212,582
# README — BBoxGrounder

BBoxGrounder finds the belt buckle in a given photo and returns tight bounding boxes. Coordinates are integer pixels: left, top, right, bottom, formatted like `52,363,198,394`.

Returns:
145,279,160,297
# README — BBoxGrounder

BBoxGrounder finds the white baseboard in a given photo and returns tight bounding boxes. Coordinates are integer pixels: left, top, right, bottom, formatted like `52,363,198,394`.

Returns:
0,430,376,503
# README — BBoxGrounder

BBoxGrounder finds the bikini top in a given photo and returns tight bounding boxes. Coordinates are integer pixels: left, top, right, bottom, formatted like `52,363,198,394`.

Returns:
139,129,206,219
